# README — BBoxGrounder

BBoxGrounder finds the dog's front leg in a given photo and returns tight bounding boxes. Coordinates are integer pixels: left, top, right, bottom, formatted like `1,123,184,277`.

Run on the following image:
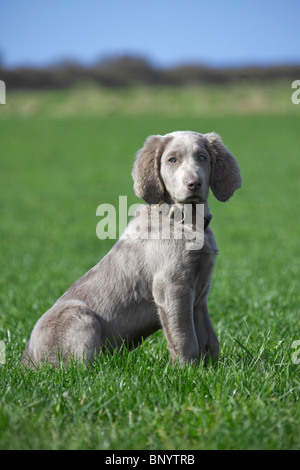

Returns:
193,293,219,362
153,279,199,364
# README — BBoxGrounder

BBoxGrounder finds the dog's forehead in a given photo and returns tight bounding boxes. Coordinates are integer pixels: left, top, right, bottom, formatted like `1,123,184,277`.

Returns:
164,131,207,153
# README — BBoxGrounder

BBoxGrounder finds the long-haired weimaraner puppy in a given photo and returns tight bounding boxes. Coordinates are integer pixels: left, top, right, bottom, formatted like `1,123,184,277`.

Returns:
22,131,241,367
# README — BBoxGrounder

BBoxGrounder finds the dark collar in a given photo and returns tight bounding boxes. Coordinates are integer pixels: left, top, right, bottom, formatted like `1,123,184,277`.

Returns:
204,212,213,229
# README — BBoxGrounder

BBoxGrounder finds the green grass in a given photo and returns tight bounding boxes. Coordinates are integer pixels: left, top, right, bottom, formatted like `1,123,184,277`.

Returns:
0,89,300,449
2,81,298,118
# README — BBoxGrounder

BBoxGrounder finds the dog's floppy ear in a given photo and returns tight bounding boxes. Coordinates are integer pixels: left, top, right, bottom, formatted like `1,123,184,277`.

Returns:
132,135,169,204
205,132,242,202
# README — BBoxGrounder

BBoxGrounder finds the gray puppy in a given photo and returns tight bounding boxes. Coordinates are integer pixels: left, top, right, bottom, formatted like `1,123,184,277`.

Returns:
22,131,241,366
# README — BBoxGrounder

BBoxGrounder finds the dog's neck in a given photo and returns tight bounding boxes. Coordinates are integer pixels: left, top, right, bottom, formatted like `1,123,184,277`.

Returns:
157,200,212,230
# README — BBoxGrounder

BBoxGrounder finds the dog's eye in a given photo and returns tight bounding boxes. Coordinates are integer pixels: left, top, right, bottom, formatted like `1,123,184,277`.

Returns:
197,154,206,161
169,157,177,163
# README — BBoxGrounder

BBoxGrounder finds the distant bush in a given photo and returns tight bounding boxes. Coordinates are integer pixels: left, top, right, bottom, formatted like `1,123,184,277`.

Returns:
1,55,300,90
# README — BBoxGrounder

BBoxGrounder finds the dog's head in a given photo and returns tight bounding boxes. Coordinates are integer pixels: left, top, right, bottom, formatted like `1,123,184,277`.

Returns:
132,131,241,204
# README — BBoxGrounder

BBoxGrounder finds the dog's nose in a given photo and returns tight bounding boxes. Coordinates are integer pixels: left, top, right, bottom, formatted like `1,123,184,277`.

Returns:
186,178,201,190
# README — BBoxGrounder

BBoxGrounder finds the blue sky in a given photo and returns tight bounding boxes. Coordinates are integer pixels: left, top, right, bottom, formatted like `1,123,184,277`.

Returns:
0,0,299,68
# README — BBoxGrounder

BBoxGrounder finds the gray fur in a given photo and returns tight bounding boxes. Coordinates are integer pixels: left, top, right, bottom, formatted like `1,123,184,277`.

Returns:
22,131,241,367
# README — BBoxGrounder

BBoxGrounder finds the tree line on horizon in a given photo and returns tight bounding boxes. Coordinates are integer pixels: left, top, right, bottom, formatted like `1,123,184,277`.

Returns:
1,55,299,89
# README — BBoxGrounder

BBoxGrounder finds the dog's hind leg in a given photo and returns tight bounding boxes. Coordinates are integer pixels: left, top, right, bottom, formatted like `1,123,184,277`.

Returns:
21,300,103,367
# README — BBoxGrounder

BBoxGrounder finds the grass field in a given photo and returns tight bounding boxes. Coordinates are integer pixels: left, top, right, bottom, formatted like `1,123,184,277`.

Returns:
0,84,300,450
